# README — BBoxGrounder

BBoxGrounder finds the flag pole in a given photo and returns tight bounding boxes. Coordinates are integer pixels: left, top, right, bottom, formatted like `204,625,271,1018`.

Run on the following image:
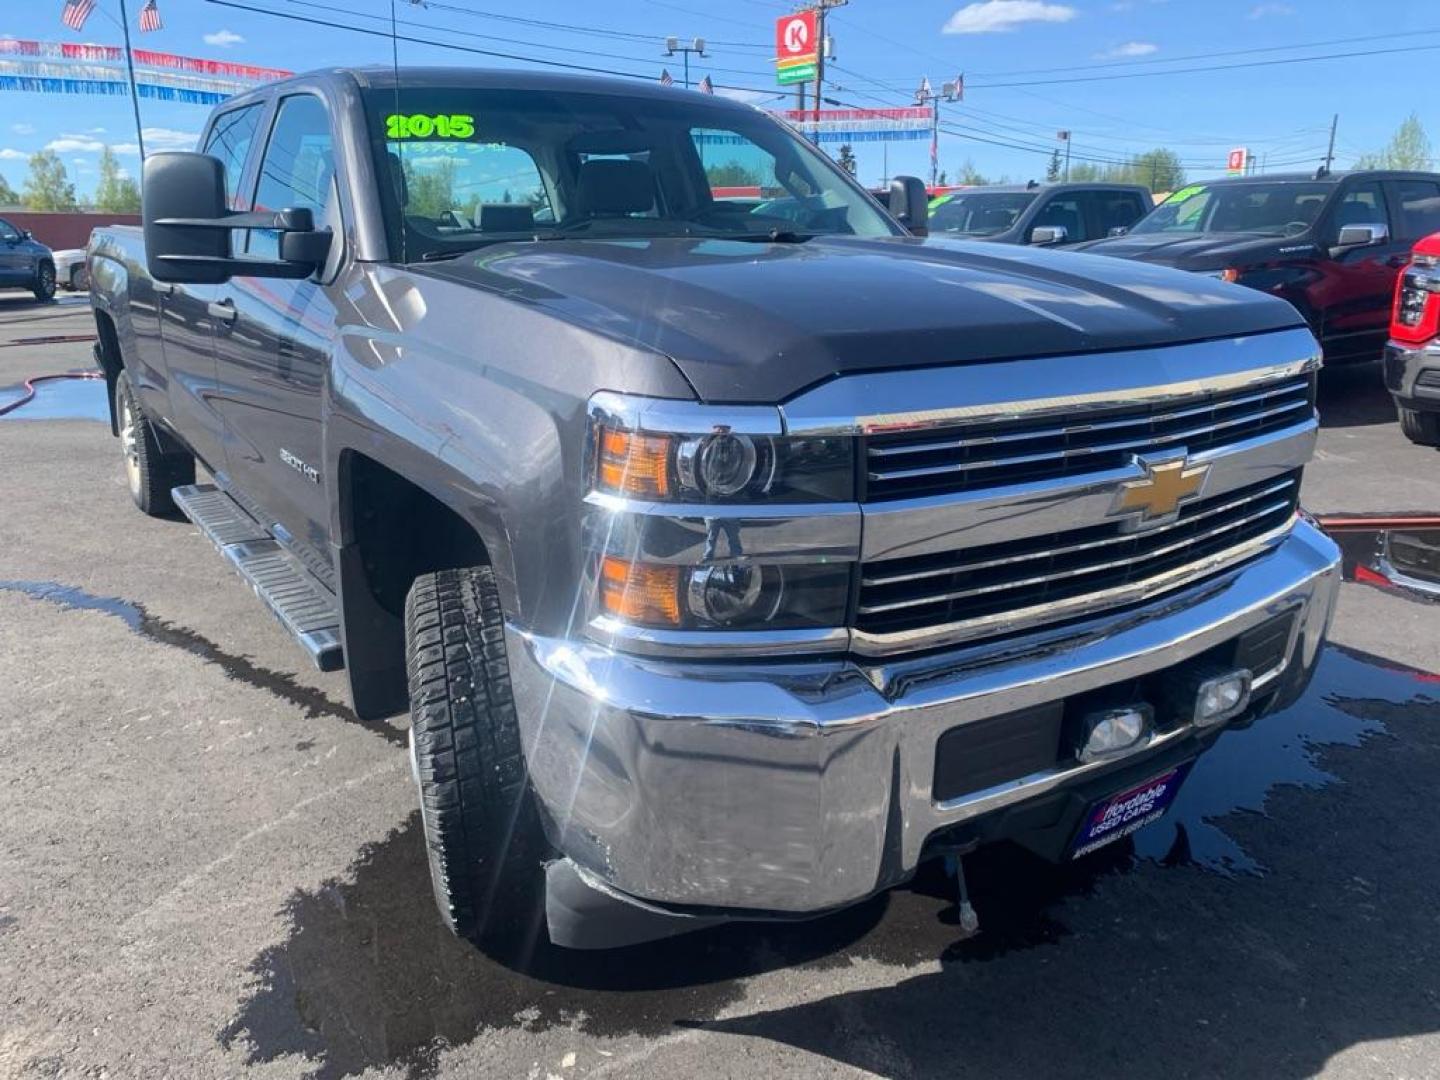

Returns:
117,0,147,165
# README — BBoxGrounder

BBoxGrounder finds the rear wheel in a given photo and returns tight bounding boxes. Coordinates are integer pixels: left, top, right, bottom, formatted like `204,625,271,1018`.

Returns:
406,566,552,948
32,261,55,302
115,369,194,516
68,264,89,292
1399,406,1440,447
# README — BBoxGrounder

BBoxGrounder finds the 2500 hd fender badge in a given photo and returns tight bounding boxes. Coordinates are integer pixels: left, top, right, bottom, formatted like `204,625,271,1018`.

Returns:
279,448,320,484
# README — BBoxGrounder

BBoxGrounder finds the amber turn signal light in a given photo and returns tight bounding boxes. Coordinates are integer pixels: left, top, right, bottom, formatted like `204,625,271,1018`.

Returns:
597,428,673,498
598,556,681,626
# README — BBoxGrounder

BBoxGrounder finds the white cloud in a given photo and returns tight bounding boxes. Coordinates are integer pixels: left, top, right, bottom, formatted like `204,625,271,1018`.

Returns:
113,128,198,155
1094,40,1158,58
203,29,245,47
46,135,105,153
943,0,1077,34
0,148,27,160
1247,2,1294,17
11,122,34,136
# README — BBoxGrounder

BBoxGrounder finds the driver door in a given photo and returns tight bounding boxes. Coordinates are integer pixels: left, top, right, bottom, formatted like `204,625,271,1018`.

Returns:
0,218,27,285
1314,180,1407,364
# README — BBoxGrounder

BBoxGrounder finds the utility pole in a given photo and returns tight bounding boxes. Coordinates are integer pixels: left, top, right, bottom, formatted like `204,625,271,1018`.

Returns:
664,36,707,89
1058,130,1072,182
812,0,847,130
117,0,147,166
914,77,962,189
1324,113,1338,173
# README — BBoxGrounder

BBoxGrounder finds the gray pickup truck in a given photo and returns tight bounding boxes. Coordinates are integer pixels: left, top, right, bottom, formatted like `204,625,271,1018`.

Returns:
89,66,1340,951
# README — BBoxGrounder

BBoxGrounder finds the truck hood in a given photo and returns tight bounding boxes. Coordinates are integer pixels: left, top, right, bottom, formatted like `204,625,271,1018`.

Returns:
1074,230,1299,269
419,234,1306,403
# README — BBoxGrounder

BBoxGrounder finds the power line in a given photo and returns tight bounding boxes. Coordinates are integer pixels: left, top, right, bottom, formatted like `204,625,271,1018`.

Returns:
203,0,786,95
421,0,771,50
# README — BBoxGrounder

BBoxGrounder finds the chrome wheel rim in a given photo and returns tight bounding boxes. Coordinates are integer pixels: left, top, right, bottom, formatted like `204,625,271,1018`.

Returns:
118,390,141,496
39,265,53,296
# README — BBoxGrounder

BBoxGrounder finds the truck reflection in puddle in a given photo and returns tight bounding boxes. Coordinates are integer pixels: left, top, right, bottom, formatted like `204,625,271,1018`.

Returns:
1320,516,1440,604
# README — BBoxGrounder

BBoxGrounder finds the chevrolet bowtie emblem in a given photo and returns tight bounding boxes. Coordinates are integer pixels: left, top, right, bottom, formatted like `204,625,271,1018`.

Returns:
1111,455,1210,526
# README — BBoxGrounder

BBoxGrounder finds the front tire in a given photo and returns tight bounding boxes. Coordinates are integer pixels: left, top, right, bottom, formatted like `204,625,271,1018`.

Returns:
406,566,551,948
115,369,194,516
32,261,55,302
1399,406,1440,447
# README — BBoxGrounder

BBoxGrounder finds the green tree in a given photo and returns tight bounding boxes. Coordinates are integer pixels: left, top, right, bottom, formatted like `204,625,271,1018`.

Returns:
0,172,17,206
1046,148,1062,183
94,145,141,213
403,158,457,219
957,158,988,185
836,143,857,176
1130,148,1185,192
1355,114,1433,171
22,149,77,211
704,161,761,187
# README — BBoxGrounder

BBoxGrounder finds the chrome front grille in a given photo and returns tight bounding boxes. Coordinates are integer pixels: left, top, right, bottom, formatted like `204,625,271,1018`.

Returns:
863,373,1315,502
856,471,1301,640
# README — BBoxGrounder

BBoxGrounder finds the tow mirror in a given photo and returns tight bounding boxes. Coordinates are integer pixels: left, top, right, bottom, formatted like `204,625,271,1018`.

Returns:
1030,224,1069,246
888,175,929,236
1333,222,1389,252
142,151,332,284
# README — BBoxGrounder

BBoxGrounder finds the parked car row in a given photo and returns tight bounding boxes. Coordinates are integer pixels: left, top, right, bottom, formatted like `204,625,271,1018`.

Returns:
921,170,1440,377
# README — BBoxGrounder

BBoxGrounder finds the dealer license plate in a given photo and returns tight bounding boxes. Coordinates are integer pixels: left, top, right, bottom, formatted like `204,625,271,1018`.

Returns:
1068,761,1193,860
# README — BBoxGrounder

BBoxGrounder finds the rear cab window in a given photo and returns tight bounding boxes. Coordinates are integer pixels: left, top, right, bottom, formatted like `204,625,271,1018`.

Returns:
204,104,263,210
1392,179,1440,241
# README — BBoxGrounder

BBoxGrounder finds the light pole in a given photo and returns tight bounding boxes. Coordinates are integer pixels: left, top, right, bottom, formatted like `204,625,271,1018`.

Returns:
664,36,707,89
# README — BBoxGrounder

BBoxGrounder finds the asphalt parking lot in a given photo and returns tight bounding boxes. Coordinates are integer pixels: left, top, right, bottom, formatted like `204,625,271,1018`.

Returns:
2,289,1439,1080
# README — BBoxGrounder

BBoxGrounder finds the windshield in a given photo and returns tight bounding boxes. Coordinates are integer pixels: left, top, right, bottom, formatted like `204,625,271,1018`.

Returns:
928,191,1036,236
1132,181,1332,237
362,87,900,261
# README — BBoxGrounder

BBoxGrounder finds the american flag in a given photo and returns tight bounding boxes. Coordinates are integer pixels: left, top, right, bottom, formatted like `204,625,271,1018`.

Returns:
659,68,674,87
953,73,964,101
138,0,163,32
697,75,713,95
61,0,96,32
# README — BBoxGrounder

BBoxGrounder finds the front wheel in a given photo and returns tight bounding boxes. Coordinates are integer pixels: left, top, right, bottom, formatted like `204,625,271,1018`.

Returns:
32,261,55,302
1399,406,1440,447
115,369,194,516
406,566,552,948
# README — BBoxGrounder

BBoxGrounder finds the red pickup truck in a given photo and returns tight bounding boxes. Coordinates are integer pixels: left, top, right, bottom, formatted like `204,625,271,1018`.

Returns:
1386,231,1440,445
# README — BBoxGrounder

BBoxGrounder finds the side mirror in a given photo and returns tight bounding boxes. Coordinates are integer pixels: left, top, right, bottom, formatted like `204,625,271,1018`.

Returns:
888,175,929,236
143,151,331,284
1107,225,1129,238
1030,225,1069,246
1334,222,1389,251
19,229,32,241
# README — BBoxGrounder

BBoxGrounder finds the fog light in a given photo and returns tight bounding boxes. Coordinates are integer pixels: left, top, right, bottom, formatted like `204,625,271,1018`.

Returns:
1157,663,1253,729
1077,704,1151,764
1193,670,1252,728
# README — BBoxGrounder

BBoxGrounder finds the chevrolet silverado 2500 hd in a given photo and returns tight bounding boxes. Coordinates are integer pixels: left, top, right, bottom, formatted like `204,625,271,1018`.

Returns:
88,67,1341,950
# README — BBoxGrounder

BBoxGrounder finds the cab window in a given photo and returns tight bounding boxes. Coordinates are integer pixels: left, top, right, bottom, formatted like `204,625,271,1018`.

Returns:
1089,191,1148,236
248,95,340,262
0,218,19,242
204,104,263,210
1331,182,1389,239
1394,180,1440,241
1032,195,1087,243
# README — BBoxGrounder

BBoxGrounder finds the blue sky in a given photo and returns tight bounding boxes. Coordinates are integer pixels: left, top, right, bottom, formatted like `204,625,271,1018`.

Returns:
1,0,1437,199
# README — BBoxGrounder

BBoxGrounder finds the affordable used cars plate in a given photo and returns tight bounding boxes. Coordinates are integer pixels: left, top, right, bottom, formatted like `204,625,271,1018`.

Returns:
1068,761,1194,860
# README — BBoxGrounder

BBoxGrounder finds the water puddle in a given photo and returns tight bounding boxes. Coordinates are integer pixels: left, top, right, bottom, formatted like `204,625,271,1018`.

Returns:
216,643,1436,1077
0,375,108,421
0,579,403,746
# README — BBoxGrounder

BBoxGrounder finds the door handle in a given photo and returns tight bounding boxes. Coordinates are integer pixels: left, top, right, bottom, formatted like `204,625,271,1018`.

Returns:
208,298,238,324
153,281,174,297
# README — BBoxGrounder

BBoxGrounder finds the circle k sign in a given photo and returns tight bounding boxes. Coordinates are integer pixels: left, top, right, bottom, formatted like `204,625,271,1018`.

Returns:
776,11,818,62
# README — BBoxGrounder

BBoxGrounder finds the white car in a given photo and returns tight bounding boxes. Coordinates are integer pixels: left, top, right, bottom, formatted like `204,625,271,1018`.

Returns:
52,248,88,291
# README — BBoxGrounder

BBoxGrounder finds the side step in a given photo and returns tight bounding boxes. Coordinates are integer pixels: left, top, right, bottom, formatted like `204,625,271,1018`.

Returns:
172,483,344,672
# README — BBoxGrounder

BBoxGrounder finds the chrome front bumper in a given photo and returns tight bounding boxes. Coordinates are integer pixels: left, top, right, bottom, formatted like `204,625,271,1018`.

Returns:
509,520,1340,917
1385,341,1440,407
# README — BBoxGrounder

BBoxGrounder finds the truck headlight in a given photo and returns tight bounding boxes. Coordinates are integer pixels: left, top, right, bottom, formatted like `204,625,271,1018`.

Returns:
598,556,849,630
590,394,853,504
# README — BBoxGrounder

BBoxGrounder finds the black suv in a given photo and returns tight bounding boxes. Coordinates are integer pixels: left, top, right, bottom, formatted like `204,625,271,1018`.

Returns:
927,182,1153,247
1079,170,1440,365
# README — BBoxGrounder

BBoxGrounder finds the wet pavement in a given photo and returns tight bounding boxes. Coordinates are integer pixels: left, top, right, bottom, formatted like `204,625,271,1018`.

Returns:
3,301,1440,1078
